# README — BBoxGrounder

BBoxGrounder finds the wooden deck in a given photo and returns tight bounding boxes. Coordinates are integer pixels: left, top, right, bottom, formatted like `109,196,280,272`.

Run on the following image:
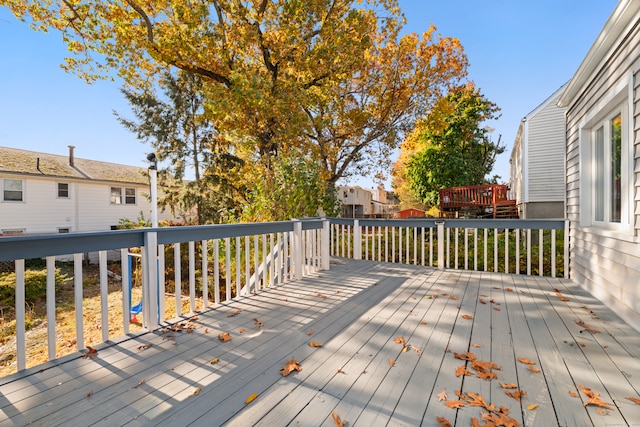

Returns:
1,259,640,426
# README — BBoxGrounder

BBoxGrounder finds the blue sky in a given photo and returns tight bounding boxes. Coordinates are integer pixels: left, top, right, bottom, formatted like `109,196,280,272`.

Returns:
0,1,618,190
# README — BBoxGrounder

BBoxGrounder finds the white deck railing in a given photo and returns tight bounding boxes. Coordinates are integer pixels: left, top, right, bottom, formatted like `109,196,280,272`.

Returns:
329,218,567,278
0,219,329,373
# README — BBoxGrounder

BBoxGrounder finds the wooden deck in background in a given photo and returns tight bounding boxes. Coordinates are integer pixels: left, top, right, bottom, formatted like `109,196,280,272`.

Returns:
1,259,639,426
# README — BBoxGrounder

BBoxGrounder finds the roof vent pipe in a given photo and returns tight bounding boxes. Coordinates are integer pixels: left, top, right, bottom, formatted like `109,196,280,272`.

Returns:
68,145,75,167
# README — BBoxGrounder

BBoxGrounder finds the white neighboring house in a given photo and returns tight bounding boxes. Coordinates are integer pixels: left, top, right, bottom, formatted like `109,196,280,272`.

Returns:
337,186,372,217
509,85,567,219
0,145,175,236
557,0,640,327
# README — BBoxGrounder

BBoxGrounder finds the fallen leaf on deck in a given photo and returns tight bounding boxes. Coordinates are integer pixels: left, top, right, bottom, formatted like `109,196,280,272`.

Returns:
137,343,152,350
309,341,323,347
506,390,527,401
210,357,220,364
389,358,395,367
597,407,607,415
568,390,579,398
527,403,539,410
528,366,541,373
501,383,518,389
191,387,201,397
460,391,493,410
454,351,477,361
455,365,473,377
245,393,259,404
626,397,640,405
575,320,600,334
449,295,459,300
479,298,487,304
420,321,428,325
239,328,246,333
461,314,473,320
86,391,93,398
82,346,98,359
472,343,481,348
479,411,520,427
253,318,264,328
554,288,569,302
436,416,452,427
517,357,536,365
579,386,612,409
493,307,501,311
331,411,345,427
307,329,313,335
505,287,513,292
134,379,145,388
444,400,466,409
394,336,408,352
437,389,448,401
280,359,302,376
204,328,209,334
218,332,231,342
227,309,242,317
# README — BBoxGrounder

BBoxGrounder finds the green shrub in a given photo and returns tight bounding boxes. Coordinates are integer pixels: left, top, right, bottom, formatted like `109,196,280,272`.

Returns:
0,268,69,305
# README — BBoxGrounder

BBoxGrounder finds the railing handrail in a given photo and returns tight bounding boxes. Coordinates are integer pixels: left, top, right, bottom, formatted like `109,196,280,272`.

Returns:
329,217,565,230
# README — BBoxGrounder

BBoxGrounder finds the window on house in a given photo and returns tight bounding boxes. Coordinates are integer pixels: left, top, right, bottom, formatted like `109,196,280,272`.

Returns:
1,229,25,236
111,187,136,205
125,188,136,204
2,179,23,202
592,112,623,224
111,187,122,204
58,228,70,233
57,183,70,198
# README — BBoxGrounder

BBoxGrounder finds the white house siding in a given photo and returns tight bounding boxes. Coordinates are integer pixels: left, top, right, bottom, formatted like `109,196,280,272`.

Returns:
563,5,640,325
526,98,566,203
509,126,524,207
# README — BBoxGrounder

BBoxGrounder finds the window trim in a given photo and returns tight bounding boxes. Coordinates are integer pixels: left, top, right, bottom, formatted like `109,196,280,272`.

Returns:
578,76,633,238
57,182,70,199
110,186,137,205
2,178,24,202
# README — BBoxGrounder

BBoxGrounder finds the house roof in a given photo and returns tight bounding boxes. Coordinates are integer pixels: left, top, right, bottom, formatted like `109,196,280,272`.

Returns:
558,0,640,107
0,146,148,185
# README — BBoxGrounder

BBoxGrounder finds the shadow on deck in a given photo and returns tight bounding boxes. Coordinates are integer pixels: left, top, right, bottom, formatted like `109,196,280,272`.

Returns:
1,259,639,426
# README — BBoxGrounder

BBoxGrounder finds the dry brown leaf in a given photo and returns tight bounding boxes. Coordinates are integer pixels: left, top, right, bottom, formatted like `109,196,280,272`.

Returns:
506,390,527,401
218,332,231,342
461,314,473,320
454,351,477,361
460,391,493,410
579,386,612,409
476,370,498,381
389,358,395,367
472,343,481,348
331,411,345,427
505,287,513,292
527,403,539,410
227,309,242,317
528,366,541,373
568,390,579,398
420,320,428,325
309,341,323,348
210,357,220,364
138,343,152,350
436,416,452,427
280,359,302,376
501,383,518,389
493,307,501,312
517,357,536,365
479,298,487,304
86,391,93,398
191,387,202,397
480,411,520,427
554,288,569,302
245,393,259,404
437,389,448,401
253,318,264,328
597,407,607,415
449,295,459,300
455,365,473,377
134,379,145,388
82,346,98,359
627,397,640,405
575,320,600,334
307,329,313,335
444,400,466,409
239,328,246,333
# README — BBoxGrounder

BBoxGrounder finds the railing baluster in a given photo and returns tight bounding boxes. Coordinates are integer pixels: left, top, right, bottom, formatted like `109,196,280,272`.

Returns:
189,241,196,312
99,250,109,341
446,228,450,269
505,229,509,274
454,228,459,270
539,229,544,277
175,243,182,317
414,227,418,265
244,236,250,292
493,228,499,273
46,256,56,360
226,238,231,298
76,253,86,346
429,227,433,267
392,226,396,263
515,230,520,275
158,244,165,322
202,240,209,308
483,228,488,272
464,228,469,270
398,226,402,264
527,229,532,276
15,259,26,371
236,236,241,293
214,238,220,302
551,229,556,278
473,228,478,271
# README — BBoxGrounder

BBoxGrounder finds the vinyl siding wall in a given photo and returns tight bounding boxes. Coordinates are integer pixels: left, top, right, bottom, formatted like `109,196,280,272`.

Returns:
565,18,640,322
0,174,171,234
527,98,566,203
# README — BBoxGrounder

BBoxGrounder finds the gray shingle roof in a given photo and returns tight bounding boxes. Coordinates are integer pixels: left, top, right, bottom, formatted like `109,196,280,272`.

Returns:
0,146,148,185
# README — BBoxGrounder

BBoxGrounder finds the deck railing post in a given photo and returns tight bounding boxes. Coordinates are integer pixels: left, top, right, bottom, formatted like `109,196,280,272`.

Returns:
142,231,159,330
436,221,445,270
321,218,330,270
292,219,303,280
564,219,570,278
353,219,362,260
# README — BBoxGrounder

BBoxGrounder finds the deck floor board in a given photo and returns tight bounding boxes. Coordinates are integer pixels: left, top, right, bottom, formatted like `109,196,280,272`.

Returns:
1,259,639,427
